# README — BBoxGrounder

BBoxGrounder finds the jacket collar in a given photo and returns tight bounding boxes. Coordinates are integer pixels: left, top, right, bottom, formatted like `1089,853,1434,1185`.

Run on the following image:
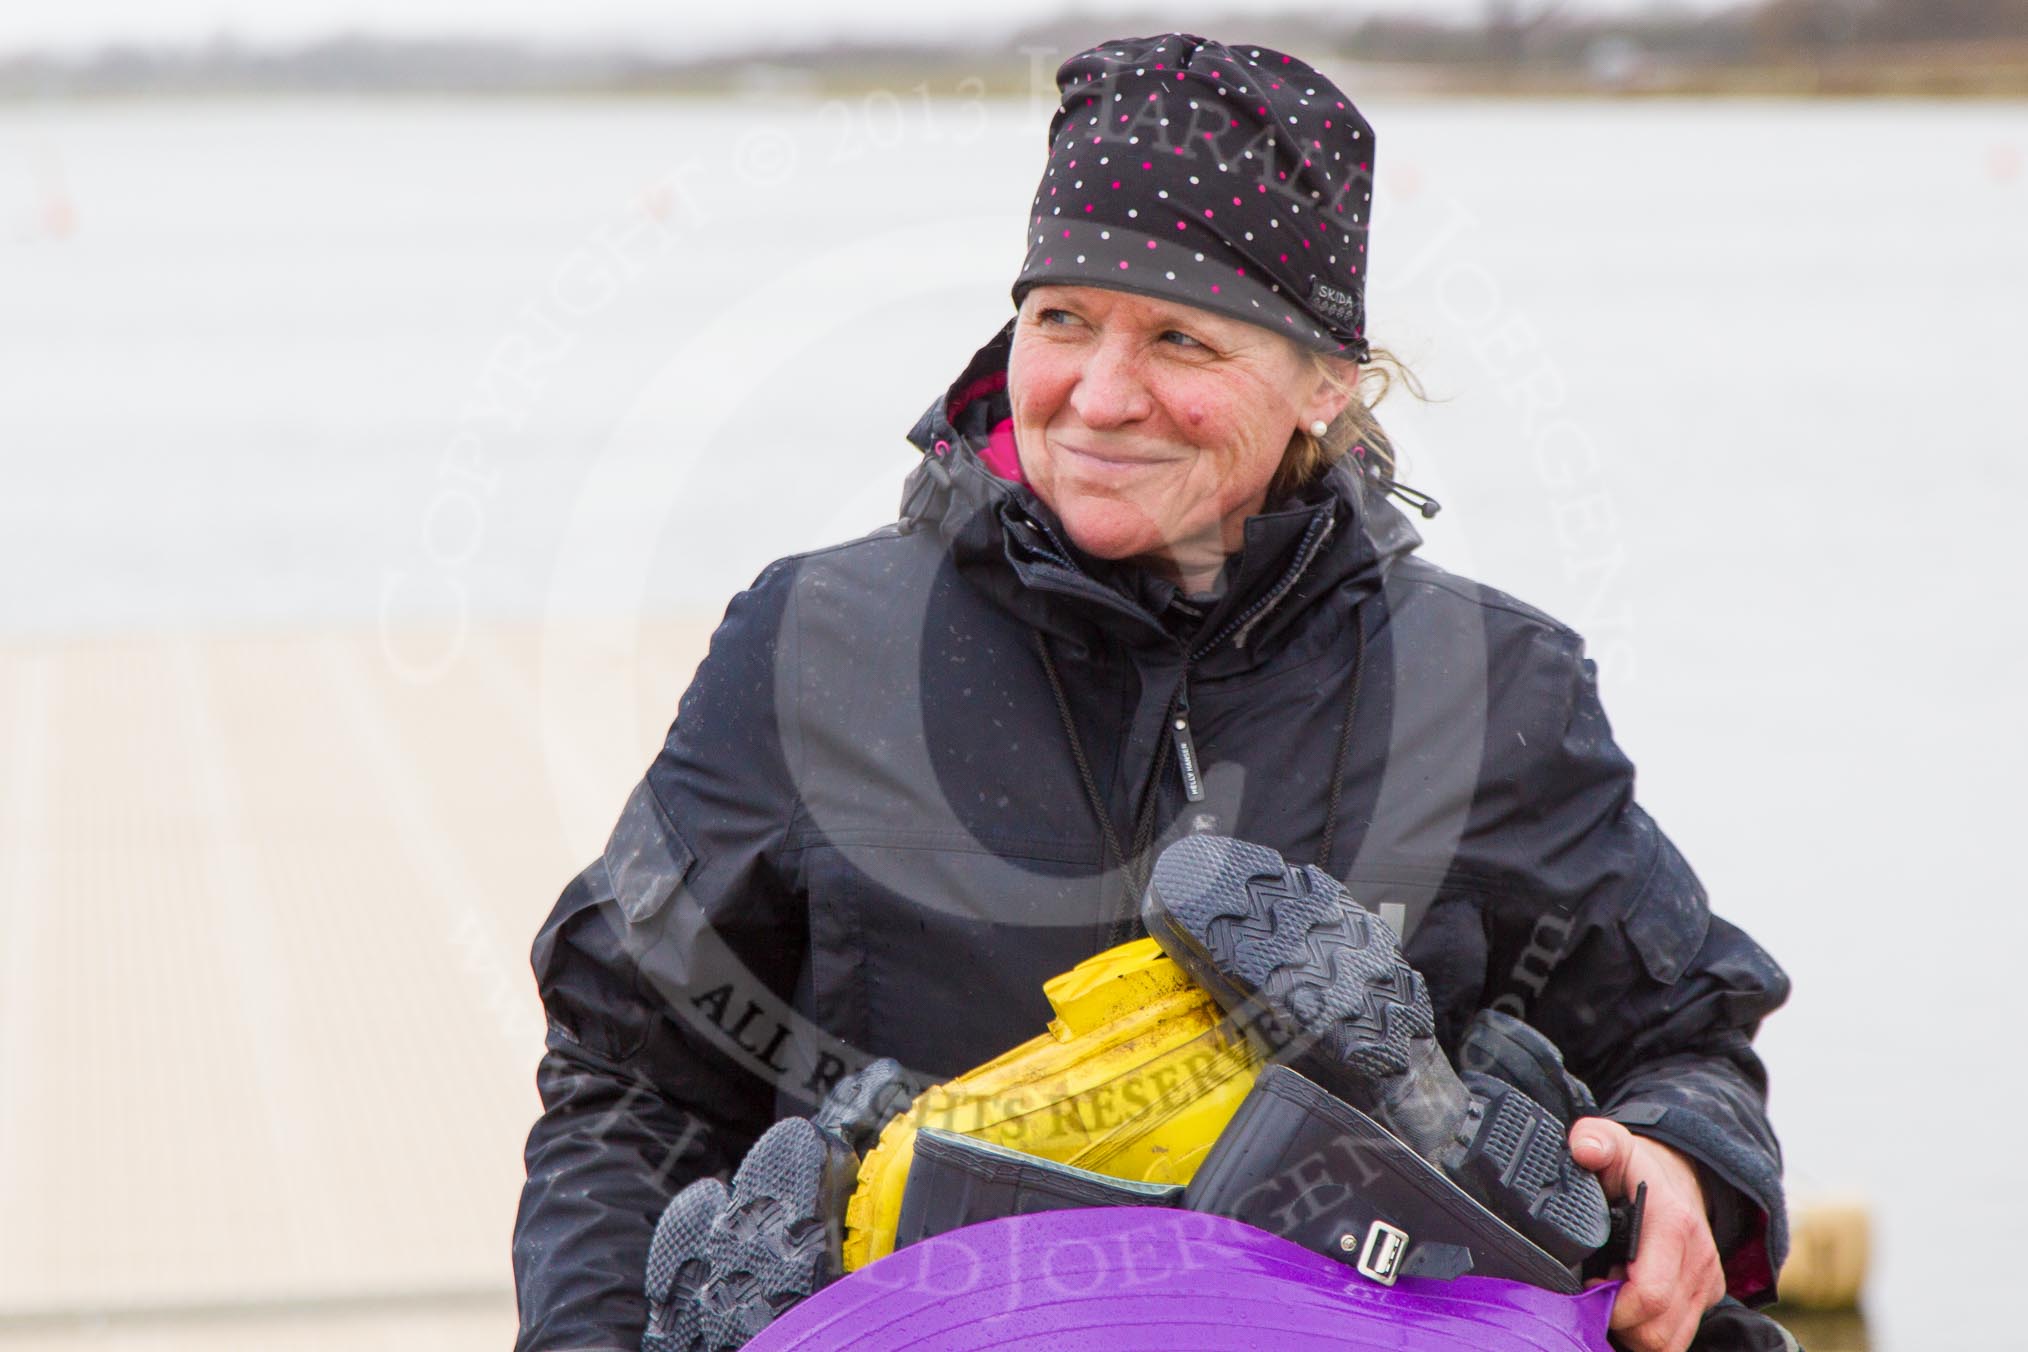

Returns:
900,319,1421,668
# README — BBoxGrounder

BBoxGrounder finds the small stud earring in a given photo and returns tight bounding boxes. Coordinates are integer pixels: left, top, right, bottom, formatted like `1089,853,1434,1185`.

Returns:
1309,419,1329,438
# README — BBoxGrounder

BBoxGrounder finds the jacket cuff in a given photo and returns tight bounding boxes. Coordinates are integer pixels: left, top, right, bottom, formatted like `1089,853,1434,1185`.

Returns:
1606,1101,1784,1306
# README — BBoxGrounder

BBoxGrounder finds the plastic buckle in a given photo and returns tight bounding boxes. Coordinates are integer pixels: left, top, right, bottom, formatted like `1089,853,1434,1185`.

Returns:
1355,1219,1410,1286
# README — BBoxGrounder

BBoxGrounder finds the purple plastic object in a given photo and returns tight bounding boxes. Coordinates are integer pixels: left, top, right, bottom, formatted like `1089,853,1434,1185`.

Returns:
744,1208,1618,1351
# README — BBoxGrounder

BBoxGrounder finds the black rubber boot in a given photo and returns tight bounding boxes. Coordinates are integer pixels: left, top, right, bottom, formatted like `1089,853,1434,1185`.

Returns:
1183,1064,1584,1291
1142,834,1611,1267
894,1127,1184,1249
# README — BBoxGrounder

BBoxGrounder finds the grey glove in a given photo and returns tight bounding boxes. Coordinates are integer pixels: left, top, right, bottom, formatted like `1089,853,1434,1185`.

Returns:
641,1059,911,1352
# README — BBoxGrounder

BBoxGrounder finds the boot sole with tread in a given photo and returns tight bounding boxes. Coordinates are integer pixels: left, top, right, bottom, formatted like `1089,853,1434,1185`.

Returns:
1143,834,1610,1266
694,1117,857,1350
643,1176,728,1352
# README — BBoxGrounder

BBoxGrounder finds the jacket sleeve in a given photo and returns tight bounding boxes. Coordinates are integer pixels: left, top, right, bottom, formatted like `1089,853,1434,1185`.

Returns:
513,561,809,1351
1470,626,1793,1305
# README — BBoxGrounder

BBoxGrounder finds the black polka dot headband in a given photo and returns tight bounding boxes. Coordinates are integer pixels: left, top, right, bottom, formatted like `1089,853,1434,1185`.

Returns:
1012,33,1376,360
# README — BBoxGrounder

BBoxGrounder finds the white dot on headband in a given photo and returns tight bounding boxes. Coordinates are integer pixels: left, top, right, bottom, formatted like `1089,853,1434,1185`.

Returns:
1194,252,1204,260
1166,271,1176,279
1100,230,1110,239
1128,209,1138,217
1077,254,1086,262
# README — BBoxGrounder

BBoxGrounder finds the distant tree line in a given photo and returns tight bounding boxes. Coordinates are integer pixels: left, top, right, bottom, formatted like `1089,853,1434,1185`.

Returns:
1327,0,2028,64
1750,0,2028,50
5,0,2028,98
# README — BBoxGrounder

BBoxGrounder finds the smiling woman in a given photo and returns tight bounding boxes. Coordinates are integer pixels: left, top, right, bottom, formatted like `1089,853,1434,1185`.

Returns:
1005,287,1423,595
1008,285,1356,591
514,32,1796,1352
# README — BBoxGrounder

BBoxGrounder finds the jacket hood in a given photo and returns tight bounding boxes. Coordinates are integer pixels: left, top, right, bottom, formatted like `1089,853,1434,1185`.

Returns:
899,319,1423,669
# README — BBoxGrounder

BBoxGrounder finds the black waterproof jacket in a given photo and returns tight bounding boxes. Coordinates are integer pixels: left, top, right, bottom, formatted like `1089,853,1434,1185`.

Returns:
512,321,1793,1351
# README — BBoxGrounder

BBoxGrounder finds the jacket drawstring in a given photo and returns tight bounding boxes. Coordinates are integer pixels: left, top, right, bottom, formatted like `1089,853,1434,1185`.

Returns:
1385,480,1442,520
1033,630,1175,947
1315,614,1366,878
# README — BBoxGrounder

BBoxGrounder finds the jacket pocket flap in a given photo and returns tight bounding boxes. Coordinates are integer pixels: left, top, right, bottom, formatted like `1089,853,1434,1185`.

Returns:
1624,833,1710,986
603,779,698,926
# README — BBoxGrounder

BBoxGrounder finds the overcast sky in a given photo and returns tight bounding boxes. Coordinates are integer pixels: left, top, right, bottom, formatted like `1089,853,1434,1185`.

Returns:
2,0,1741,56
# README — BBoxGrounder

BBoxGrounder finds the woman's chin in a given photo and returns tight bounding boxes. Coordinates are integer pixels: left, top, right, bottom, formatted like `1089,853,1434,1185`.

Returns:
1052,500,1171,563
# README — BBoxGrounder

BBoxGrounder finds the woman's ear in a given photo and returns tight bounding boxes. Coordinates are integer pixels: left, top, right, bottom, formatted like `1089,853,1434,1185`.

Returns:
1304,354,1360,428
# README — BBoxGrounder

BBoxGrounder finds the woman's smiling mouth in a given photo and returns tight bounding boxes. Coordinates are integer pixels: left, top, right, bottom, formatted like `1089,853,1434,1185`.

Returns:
1056,440,1172,473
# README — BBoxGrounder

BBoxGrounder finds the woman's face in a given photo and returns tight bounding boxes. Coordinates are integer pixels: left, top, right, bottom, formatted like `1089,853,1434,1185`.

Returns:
1007,284,1353,588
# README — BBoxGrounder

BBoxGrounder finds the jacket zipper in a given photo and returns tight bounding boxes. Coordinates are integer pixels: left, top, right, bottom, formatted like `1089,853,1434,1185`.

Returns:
1028,495,1335,840
1196,513,1335,656
1162,513,1334,805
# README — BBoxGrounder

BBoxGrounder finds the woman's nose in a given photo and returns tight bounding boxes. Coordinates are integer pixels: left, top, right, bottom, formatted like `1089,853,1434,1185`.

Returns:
1067,340,1153,429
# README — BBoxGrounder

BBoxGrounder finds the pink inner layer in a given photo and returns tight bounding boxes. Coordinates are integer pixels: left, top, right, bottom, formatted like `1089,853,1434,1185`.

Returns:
941,371,1026,485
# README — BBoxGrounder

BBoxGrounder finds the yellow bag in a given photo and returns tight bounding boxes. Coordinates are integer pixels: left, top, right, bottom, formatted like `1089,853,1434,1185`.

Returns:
840,936,1262,1271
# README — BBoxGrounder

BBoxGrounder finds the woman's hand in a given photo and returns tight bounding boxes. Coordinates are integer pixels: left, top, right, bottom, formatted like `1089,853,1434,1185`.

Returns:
1568,1117,1726,1352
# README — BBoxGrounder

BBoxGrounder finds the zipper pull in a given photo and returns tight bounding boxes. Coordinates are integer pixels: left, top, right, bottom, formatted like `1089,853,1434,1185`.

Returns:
1172,689,1206,803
